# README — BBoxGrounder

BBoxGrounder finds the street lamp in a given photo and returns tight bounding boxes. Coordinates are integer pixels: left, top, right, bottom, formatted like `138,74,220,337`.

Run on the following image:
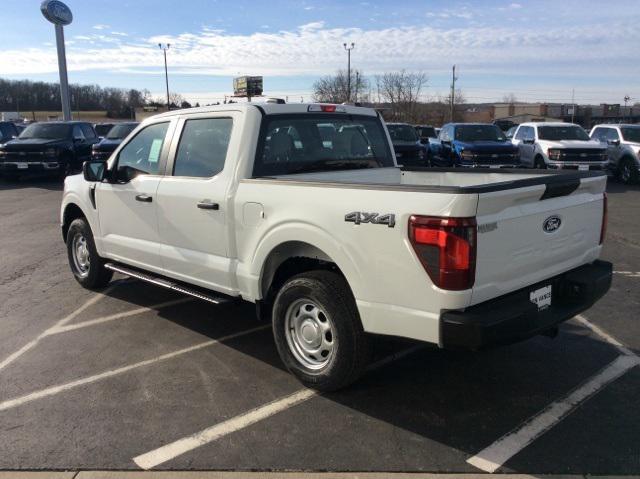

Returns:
343,42,355,103
158,43,171,110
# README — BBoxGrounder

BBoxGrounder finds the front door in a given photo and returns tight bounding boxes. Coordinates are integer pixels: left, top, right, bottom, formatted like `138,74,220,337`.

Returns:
156,113,238,294
96,120,173,272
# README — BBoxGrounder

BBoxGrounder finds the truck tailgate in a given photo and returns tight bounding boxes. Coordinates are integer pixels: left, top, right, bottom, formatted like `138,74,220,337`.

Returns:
471,174,606,305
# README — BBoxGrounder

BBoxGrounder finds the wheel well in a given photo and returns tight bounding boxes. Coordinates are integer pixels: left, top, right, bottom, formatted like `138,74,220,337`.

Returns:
61,203,86,241
258,241,345,320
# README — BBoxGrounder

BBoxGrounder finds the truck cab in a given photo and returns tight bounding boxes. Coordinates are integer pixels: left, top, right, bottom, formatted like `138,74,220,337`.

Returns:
590,124,640,184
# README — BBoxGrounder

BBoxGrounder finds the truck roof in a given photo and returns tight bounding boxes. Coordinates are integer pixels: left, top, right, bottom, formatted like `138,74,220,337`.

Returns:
151,103,379,120
519,122,579,127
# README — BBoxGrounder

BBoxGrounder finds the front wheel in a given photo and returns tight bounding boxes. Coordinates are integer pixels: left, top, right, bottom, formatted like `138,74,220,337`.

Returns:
618,157,639,184
272,270,371,391
66,218,113,289
534,156,547,169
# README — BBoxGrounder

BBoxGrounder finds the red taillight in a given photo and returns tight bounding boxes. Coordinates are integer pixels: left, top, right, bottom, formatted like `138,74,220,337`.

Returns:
600,192,607,244
321,105,336,112
409,215,477,291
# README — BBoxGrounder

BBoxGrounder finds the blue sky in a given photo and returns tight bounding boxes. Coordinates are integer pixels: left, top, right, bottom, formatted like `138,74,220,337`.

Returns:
1,0,639,105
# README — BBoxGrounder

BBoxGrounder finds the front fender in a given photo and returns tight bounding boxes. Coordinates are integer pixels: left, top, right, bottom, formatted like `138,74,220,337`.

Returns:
60,176,102,251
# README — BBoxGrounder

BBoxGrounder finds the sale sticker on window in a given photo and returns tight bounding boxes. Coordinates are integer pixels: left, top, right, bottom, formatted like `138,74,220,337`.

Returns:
530,285,552,311
148,138,163,163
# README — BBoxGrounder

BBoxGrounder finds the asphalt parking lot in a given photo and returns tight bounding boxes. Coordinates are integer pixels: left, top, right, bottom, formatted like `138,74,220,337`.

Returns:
0,175,638,475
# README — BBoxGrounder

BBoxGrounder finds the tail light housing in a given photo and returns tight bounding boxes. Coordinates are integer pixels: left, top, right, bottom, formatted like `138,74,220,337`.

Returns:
600,192,607,244
408,215,477,290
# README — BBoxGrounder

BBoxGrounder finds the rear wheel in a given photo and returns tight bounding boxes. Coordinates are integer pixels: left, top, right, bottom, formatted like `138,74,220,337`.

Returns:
618,157,639,184
272,270,371,391
66,218,113,289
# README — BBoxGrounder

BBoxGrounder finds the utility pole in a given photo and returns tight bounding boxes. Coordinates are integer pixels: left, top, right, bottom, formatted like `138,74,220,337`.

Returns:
624,95,631,122
343,42,355,103
158,43,171,110
450,65,457,122
355,70,360,103
571,88,575,123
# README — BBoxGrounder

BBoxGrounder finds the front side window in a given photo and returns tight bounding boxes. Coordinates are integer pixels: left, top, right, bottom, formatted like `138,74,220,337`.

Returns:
117,122,169,176
73,125,85,140
538,125,589,141
173,118,232,178
253,114,394,176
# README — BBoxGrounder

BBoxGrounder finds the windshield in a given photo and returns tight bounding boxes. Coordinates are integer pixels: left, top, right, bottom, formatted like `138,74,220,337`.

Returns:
621,127,640,143
455,125,506,142
387,124,418,142
538,125,590,141
106,123,138,139
416,126,436,138
253,114,394,176
19,123,71,140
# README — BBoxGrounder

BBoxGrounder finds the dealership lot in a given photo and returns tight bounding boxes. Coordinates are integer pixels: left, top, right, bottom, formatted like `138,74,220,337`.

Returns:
0,177,638,473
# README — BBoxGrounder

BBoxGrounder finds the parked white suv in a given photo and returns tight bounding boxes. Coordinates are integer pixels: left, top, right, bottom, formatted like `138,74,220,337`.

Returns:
590,124,640,184
60,103,611,391
512,122,608,171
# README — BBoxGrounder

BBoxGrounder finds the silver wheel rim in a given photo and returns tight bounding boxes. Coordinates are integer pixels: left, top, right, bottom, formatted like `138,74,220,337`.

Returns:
284,298,335,370
71,233,90,278
621,163,631,182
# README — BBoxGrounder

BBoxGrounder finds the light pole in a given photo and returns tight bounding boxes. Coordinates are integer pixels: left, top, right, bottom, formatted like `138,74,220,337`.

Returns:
343,42,355,103
158,43,171,110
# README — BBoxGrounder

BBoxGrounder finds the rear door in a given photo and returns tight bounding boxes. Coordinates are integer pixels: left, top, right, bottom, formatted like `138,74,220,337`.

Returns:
471,174,606,305
155,112,239,295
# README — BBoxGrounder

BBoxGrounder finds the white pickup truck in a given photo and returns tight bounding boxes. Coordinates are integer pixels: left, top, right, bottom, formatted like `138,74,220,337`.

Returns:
61,103,612,391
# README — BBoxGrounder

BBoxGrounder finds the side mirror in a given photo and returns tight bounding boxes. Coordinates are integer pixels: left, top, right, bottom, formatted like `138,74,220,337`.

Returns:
83,159,107,182
607,139,620,146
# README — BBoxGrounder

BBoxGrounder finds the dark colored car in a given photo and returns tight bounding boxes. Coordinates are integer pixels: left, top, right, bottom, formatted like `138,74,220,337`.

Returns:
91,122,139,160
414,124,437,144
386,122,428,167
0,122,19,144
494,119,516,132
428,123,520,168
0,121,99,180
94,122,116,138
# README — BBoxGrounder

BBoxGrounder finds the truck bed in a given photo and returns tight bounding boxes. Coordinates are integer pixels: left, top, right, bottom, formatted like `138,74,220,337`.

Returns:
263,167,605,193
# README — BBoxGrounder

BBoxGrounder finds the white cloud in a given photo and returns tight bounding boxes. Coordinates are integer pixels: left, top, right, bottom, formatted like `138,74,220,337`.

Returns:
111,31,128,36
1,21,638,83
509,3,523,8
92,24,110,30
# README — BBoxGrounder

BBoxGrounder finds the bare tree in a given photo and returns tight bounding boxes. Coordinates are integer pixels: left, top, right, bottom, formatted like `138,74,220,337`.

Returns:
442,89,466,122
502,93,517,104
168,92,185,109
313,69,369,104
375,70,428,122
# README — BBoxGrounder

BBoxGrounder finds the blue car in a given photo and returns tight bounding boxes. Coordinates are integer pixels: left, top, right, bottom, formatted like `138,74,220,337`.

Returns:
91,122,139,161
428,123,520,168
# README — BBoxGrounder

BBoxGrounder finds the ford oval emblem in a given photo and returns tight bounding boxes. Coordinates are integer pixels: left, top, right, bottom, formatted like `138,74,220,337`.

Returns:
543,215,562,233
40,0,73,26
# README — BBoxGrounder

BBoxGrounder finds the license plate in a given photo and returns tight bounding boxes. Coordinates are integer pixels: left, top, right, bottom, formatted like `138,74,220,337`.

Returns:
578,164,589,171
16,162,28,169
530,285,552,311
489,164,500,169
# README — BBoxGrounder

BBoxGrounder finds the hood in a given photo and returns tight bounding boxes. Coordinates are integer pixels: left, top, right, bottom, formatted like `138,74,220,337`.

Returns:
94,138,123,151
2,138,68,151
455,140,517,152
537,139,604,149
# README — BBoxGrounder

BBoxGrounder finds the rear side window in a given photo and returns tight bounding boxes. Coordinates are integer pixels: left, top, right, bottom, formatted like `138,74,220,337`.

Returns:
173,118,233,178
253,114,394,177
117,122,169,175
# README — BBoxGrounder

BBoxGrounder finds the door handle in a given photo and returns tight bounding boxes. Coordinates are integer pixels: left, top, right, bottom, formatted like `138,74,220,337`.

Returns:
135,194,153,203
197,200,219,210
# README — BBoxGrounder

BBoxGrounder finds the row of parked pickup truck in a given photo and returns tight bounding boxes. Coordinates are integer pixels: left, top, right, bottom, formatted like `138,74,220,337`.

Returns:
386,121,640,184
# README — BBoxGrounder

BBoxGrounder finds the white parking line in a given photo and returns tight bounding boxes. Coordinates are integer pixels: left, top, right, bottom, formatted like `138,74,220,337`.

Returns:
46,298,193,335
467,354,640,473
0,324,269,412
133,344,425,470
0,284,117,372
574,314,635,357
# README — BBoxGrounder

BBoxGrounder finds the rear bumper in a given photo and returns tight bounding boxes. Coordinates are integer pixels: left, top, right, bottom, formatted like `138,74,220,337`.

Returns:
441,260,612,350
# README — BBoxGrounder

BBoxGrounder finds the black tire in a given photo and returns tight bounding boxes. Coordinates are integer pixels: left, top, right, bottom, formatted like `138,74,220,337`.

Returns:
534,156,547,169
618,157,639,184
59,159,74,180
66,217,113,289
272,270,371,391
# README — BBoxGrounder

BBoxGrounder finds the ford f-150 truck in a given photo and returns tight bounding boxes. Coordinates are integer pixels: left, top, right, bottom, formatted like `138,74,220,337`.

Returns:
512,122,608,171
590,124,640,184
428,123,520,168
61,103,611,391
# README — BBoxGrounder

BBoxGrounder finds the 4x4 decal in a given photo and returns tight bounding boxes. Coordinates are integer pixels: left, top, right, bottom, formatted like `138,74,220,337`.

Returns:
345,212,396,228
